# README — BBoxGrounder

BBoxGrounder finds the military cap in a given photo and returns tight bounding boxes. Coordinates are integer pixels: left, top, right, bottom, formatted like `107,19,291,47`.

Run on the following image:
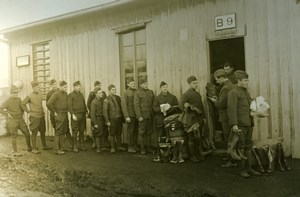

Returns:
50,79,57,85
73,81,80,86
187,75,197,83
59,80,67,86
234,70,249,80
94,81,101,87
160,81,167,88
31,81,39,88
108,84,115,91
213,69,227,78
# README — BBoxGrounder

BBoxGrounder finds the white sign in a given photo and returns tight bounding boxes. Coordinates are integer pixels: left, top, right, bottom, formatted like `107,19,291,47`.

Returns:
215,13,236,31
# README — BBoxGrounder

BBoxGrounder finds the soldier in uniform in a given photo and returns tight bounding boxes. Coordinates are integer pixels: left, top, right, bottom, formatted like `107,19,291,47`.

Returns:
103,84,125,153
227,70,260,178
179,76,206,163
90,87,106,153
46,81,70,155
22,81,52,154
121,78,138,153
0,85,32,155
209,69,237,167
87,81,108,149
46,79,58,131
153,81,179,162
224,62,237,84
68,81,88,152
134,78,155,155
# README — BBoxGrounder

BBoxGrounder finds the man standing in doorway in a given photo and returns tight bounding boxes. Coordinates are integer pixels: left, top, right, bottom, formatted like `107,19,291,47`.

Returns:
179,76,206,163
224,62,237,84
210,69,238,166
121,78,138,153
227,70,260,178
22,81,52,154
68,81,88,152
134,78,155,155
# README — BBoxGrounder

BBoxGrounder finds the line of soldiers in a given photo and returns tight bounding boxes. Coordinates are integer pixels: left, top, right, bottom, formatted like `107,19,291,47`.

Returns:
0,75,207,164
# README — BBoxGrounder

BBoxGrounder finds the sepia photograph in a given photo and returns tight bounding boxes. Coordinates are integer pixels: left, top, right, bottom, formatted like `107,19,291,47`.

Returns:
0,0,299,196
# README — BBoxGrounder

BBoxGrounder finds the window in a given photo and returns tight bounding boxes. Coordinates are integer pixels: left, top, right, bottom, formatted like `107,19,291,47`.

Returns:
32,41,50,98
119,28,147,91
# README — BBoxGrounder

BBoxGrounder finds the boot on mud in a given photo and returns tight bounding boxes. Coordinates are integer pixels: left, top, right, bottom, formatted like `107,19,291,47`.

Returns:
237,148,247,160
278,143,291,171
40,132,52,150
239,160,250,178
59,135,68,153
227,132,241,160
145,135,153,153
78,132,87,151
245,150,261,176
139,134,146,155
31,133,41,154
276,143,285,171
116,135,126,151
109,136,116,153
188,141,199,163
221,160,237,168
95,137,101,153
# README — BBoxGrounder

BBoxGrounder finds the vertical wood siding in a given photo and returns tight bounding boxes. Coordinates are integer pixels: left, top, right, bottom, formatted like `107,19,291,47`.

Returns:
6,0,300,157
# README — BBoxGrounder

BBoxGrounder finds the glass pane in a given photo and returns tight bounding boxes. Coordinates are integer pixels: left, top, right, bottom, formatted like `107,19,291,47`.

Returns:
136,60,147,76
135,29,145,45
136,44,146,61
121,33,134,46
123,46,134,62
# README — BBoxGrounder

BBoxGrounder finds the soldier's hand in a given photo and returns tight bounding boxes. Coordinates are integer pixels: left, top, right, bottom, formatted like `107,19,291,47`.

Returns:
54,112,58,117
7,113,12,119
184,103,190,109
72,114,78,121
106,122,111,127
94,125,98,128
139,117,144,122
126,117,131,123
232,125,239,132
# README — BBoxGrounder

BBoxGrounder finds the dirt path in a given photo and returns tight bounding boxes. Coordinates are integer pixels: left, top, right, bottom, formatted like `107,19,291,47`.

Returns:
0,135,300,197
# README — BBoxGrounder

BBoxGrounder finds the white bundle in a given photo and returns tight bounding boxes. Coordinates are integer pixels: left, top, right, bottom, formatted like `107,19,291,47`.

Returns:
160,103,171,116
250,96,270,117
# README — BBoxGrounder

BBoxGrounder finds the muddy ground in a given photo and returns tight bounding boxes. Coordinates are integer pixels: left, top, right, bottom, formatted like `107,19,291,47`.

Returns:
0,135,299,197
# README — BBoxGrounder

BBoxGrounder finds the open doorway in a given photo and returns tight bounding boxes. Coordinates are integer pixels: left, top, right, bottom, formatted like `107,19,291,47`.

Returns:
208,37,245,147
209,37,245,74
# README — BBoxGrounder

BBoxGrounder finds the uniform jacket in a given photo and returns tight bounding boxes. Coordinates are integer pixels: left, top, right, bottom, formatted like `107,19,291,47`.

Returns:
153,92,179,127
67,90,87,115
227,72,237,84
46,90,68,113
21,91,44,118
179,88,206,127
227,86,253,127
90,97,105,125
103,94,124,125
121,88,136,118
134,88,155,119
214,80,235,122
0,96,24,119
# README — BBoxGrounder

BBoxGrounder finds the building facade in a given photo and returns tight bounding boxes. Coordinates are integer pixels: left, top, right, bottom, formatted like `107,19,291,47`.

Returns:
1,0,300,158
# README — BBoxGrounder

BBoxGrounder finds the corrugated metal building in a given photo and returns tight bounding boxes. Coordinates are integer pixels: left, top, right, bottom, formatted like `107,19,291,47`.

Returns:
1,0,300,158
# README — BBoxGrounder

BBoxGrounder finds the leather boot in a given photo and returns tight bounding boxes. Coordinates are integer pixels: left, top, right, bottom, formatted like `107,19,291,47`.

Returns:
279,143,291,171
25,133,32,151
116,135,125,151
276,143,285,171
66,130,74,149
108,136,115,153
237,148,247,160
31,134,41,154
139,134,146,155
188,141,199,163
266,145,274,173
239,160,250,178
227,132,241,160
245,150,261,176
12,136,18,153
170,142,179,164
72,131,79,152
95,137,101,153
252,148,265,173
57,135,66,155
197,139,205,161
145,134,153,153
41,132,51,150
79,132,87,151
178,141,184,163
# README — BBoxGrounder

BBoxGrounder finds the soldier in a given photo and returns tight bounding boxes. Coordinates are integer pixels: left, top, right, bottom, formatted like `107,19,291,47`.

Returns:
46,79,58,131
224,62,237,84
21,81,52,154
179,76,206,163
87,81,108,149
134,78,155,155
103,84,125,153
90,88,106,153
153,81,179,162
46,81,70,155
121,78,138,153
209,69,237,167
68,81,88,152
227,70,260,178
0,85,32,155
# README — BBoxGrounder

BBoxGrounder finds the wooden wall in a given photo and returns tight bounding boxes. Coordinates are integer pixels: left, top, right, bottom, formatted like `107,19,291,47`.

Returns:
5,0,300,157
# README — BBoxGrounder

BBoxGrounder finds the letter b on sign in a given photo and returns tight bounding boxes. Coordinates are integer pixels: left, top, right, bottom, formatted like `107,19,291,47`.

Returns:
215,13,236,31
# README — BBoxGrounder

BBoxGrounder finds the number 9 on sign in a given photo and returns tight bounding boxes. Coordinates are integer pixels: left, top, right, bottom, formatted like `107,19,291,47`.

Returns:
215,13,236,31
